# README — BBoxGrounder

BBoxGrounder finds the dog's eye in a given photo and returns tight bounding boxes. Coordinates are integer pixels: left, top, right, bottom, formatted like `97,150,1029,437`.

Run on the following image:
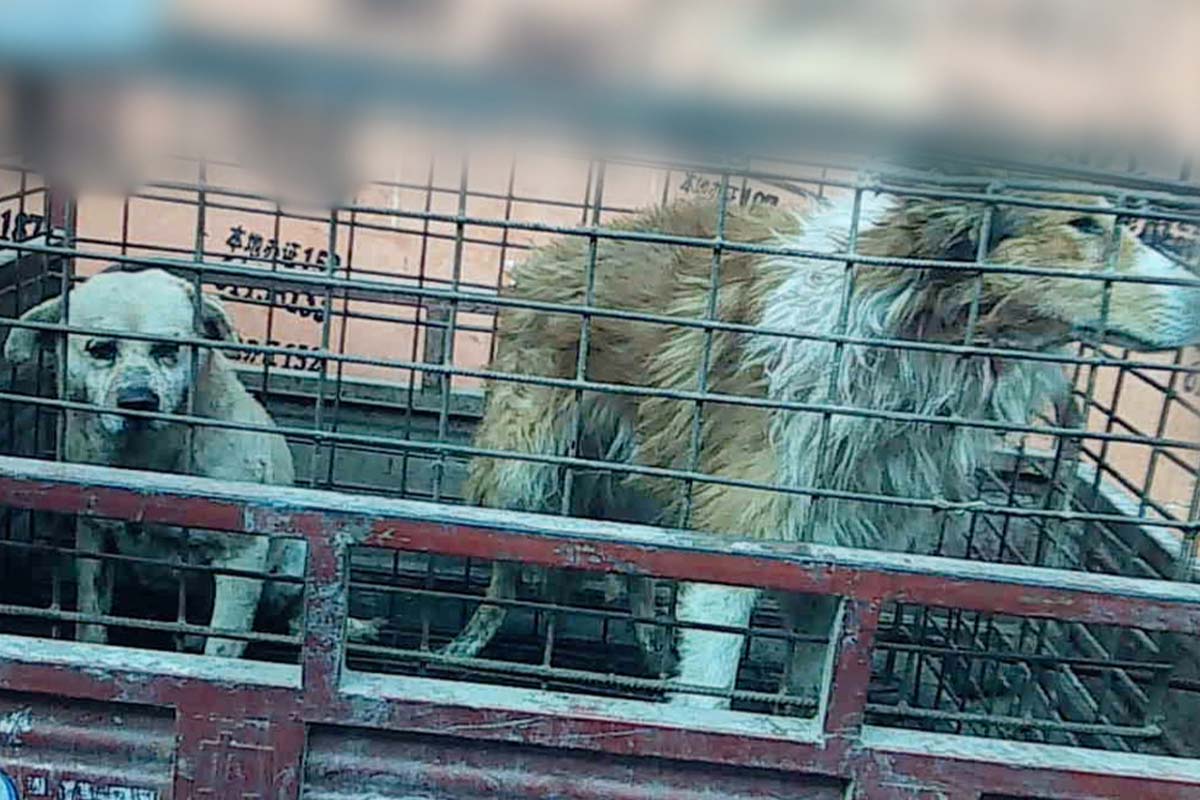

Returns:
151,343,180,364
86,340,117,361
1067,216,1106,236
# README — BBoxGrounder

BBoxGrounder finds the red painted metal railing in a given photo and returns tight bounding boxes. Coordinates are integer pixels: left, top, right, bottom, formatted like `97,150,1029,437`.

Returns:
0,455,1199,799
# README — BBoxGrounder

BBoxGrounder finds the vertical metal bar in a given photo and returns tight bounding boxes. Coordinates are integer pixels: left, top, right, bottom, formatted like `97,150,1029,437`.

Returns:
52,191,77,640
299,520,352,703
1088,348,1131,518
419,550,435,662
560,160,606,517
399,157,437,498
259,202,284,398
922,190,997,718
52,195,75,464
173,551,188,652
1014,199,1129,727
1135,347,1183,519
431,158,470,503
325,208,358,490
676,170,730,528
308,209,340,488
488,156,518,364
185,158,207,477
1177,467,1200,581
1060,198,1126,551
822,598,882,737
802,182,866,540
119,196,130,257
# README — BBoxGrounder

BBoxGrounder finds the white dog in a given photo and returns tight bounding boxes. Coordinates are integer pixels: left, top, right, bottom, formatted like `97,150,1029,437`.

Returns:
4,267,379,657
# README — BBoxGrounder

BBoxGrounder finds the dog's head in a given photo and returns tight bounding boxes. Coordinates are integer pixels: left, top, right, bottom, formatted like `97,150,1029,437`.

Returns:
856,192,1200,351
4,268,238,435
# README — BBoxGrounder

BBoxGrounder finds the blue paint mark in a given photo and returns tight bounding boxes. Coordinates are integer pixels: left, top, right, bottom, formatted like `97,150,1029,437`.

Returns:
0,769,18,800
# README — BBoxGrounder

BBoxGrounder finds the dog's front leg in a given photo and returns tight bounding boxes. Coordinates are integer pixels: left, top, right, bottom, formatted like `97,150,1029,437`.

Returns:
75,519,116,645
204,536,270,659
669,582,759,709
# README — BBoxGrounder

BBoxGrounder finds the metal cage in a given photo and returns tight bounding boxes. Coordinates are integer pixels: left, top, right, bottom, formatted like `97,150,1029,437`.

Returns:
0,138,1199,799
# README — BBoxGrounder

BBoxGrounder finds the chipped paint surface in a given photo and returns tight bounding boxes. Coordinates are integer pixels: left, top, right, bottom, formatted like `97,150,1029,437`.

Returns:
0,709,31,748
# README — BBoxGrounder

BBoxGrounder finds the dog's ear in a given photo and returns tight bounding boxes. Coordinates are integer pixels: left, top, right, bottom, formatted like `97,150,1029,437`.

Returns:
194,291,239,343
3,295,64,365
932,203,1032,263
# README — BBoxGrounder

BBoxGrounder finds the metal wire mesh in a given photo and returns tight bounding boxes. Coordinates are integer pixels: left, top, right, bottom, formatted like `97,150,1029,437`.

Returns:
0,147,1197,754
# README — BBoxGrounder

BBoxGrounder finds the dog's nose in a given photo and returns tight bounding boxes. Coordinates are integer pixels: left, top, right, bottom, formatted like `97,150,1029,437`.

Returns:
115,386,160,413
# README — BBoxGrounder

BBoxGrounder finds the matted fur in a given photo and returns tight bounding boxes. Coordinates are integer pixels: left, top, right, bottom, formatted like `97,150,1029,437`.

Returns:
446,190,1200,707
4,269,381,657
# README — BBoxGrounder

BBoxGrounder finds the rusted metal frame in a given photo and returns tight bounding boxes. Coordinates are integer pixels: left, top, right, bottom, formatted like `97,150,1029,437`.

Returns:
0,639,301,715
858,728,1200,800
304,687,1200,800
821,598,882,737
2,478,1200,796
0,642,306,798
2,457,1199,634
172,712,306,798
3,644,1197,800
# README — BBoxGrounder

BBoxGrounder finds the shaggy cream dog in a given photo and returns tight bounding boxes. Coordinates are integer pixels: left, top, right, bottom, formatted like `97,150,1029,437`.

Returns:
445,189,1200,707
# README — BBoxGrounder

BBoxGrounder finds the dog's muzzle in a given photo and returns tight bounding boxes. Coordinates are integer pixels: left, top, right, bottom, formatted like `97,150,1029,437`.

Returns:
115,385,161,416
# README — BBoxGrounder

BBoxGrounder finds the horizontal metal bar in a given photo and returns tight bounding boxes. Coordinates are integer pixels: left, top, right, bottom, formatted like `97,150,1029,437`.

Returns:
0,633,300,696
19,242,1200,380
1,630,1197,797
349,642,813,709
1,457,1198,632
4,392,1192,532
157,149,1200,213
864,702,1159,739
0,603,301,647
860,727,1200,798
352,579,825,644
321,671,1200,797
611,151,1200,208
876,638,1171,673
0,537,307,584
127,157,1200,221
139,175,1200,271
12,207,1200,291
10,315,1200,453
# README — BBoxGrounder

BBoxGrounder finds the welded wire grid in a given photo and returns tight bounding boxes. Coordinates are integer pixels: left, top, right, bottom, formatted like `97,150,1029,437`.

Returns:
0,151,1198,753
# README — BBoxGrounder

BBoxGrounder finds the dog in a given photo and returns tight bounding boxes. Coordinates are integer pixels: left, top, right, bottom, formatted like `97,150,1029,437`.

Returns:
442,186,1200,708
4,268,380,658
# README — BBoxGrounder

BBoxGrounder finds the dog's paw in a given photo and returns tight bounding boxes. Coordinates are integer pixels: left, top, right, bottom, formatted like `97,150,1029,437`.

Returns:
76,623,109,645
346,616,387,643
204,637,249,659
